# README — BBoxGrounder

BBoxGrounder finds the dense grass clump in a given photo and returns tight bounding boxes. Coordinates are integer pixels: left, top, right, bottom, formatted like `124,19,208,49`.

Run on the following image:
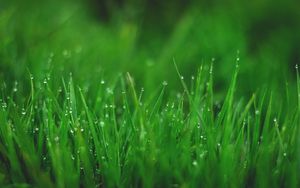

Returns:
0,63,299,187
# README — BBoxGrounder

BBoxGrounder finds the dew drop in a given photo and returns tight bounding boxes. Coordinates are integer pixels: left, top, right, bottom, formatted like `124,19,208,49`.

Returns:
21,108,26,115
106,88,113,94
54,136,59,142
192,160,198,166
100,121,105,127
255,110,260,115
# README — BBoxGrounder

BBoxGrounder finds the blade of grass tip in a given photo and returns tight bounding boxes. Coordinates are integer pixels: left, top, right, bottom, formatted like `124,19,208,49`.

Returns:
252,90,267,150
193,65,205,126
262,92,273,137
274,118,285,153
227,58,240,116
126,72,145,140
78,87,103,162
62,77,68,97
195,65,203,99
173,58,191,98
69,73,78,123
149,83,166,121
218,57,239,144
119,76,135,161
109,95,122,181
21,71,35,131
120,76,135,131
217,59,239,127
207,60,214,123
285,80,290,109
237,94,256,126
26,70,34,126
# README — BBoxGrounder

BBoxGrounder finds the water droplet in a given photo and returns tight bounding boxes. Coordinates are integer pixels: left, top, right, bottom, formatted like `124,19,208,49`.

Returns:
255,110,260,115
54,136,59,142
192,160,198,166
21,108,26,115
209,65,213,74
62,49,71,58
13,81,18,92
106,88,113,94
100,121,105,127
162,81,168,86
101,80,105,85
180,76,184,80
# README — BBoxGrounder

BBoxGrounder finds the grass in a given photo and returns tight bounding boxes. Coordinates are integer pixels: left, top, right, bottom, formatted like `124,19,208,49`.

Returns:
1,1,300,187
0,61,299,187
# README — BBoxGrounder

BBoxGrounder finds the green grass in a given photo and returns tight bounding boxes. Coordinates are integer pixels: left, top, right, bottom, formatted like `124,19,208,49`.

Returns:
1,1,300,187
0,62,299,187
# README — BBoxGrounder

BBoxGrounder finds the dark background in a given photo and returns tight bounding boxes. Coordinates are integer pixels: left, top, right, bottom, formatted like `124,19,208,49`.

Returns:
1,0,300,98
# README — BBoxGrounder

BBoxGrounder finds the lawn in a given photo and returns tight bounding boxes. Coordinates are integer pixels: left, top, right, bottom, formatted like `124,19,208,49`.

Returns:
0,0,300,187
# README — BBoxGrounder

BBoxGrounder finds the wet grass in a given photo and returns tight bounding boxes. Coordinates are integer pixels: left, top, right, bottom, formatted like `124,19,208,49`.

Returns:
1,1,300,187
0,61,299,187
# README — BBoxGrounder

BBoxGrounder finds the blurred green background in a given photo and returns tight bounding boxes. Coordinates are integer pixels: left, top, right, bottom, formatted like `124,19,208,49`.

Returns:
1,0,299,97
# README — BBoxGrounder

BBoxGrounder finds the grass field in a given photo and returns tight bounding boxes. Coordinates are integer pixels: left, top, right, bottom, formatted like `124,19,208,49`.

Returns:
1,0,300,187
